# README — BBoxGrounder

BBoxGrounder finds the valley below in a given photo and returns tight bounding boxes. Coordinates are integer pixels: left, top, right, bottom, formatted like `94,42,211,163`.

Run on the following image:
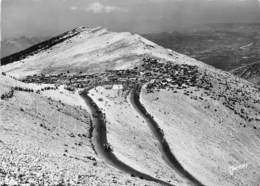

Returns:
144,23,260,85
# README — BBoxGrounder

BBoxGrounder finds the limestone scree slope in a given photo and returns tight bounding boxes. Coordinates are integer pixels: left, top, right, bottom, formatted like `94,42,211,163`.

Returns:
1,27,260,186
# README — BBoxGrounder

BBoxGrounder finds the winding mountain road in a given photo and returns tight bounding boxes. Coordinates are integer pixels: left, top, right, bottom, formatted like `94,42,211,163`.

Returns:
131,86,205,186
80,91,173,186
80,85,205,186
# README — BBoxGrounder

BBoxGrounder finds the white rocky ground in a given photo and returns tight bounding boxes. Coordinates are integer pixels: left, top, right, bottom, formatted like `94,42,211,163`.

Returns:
140,83,260,186
1,26,259,186
0,74,158,186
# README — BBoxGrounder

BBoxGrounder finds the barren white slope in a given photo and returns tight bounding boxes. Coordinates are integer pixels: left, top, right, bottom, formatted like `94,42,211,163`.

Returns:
88,86,192,185
1,26,259,186
1,27,211,79
0,75,158,186
140,83,260,186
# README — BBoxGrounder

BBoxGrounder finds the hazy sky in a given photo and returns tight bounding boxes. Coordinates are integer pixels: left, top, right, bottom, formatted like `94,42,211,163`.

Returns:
1,0,260,39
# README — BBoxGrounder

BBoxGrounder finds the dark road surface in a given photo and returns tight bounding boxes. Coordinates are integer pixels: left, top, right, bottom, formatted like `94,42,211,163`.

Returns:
80,91,174,186
130,86,205,186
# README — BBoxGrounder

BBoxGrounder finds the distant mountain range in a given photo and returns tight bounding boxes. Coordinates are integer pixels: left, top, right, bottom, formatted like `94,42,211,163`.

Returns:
144,23,260,85
1,36,48,58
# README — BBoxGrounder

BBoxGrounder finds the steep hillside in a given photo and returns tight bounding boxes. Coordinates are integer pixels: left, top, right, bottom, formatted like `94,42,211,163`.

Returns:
0,74,161,186
0,27,259,186
140,76,260,186
232,62,260,86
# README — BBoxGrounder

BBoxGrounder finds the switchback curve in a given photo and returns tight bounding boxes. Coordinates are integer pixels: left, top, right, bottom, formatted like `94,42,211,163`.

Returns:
80,90,174,186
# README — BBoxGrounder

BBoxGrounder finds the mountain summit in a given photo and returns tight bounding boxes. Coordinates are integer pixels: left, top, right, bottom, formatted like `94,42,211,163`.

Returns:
1,26,208,78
